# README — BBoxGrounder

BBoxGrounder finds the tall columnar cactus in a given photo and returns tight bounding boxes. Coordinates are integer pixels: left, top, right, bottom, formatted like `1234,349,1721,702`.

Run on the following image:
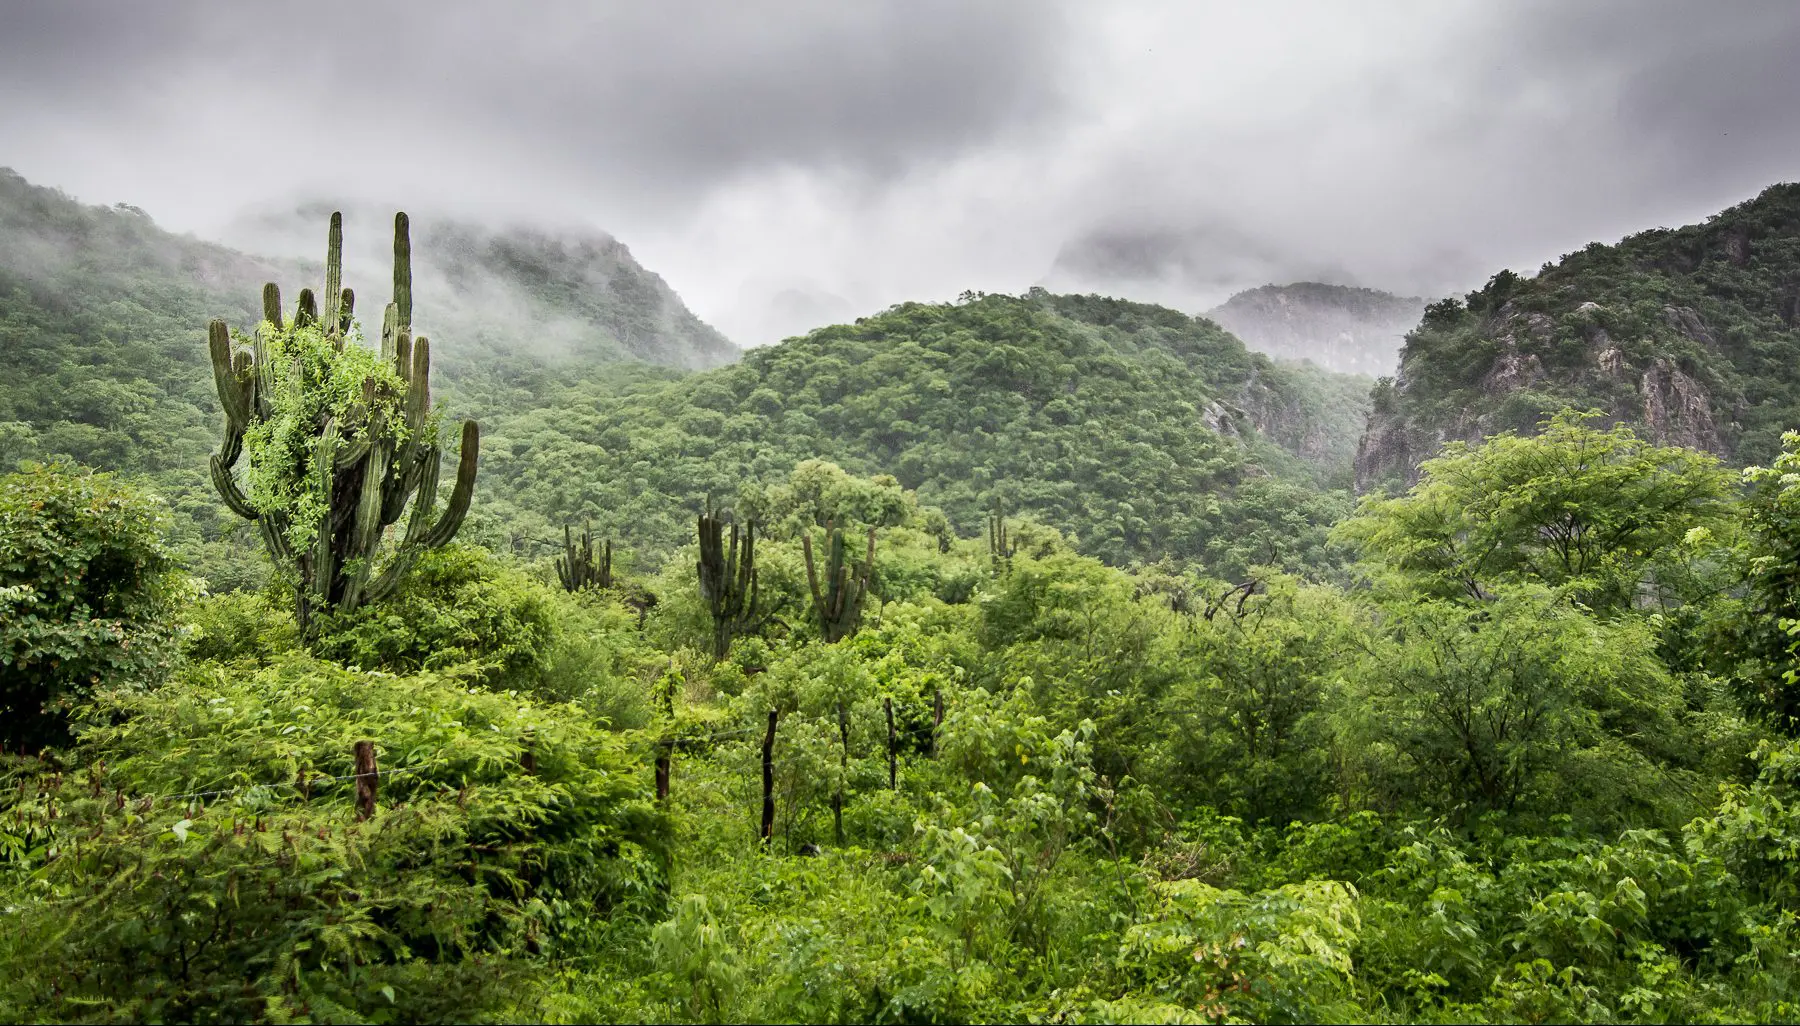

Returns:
696,513,766,662
206,211,479,640
556,521,613,592
987,499,1017,567
803,521,876,643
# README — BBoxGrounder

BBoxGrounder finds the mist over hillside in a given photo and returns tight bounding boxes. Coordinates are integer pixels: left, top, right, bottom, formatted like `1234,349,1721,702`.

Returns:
10,5,1800,1020
1204,283,1427,377
223,201,739,371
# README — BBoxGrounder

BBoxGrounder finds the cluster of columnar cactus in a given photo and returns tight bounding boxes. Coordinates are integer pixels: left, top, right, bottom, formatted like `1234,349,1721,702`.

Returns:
697,513,766,661
206,211,478,639
557,521,613,592
987,499,1017,567
803,522,876,643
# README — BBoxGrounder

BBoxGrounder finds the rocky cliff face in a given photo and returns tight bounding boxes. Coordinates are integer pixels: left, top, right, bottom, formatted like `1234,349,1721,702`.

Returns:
1354,182,1800,491
1204,283,1426,377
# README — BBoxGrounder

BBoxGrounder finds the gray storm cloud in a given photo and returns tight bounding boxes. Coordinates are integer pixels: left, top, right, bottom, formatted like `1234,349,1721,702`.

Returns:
4,0,1799,345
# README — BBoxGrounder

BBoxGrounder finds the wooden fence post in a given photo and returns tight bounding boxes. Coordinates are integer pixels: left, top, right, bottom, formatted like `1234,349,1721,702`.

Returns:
353,741,377,821
833,703,849,844
761,710,777,846
655,738,672,802
885,697,898,789
931,688,945,757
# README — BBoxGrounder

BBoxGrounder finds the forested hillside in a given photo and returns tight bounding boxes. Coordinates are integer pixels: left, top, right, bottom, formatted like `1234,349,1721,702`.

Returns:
476,290,1371,577
229,200,738,372
1206,282,1425,377
3,181,1800,1024
1358,182,1800,489
0,168,734,482
0,168,738,582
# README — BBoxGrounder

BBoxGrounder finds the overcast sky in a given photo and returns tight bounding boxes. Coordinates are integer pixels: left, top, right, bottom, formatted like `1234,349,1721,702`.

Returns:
5,1,1800,344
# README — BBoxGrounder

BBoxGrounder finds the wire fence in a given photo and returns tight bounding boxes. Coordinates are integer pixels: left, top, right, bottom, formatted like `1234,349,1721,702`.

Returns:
6,721,831,813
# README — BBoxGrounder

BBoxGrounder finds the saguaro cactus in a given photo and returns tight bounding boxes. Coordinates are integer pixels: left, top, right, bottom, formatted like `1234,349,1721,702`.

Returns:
556,521,613,592
206,211,479,640
696,513,766,662
802,521,876,643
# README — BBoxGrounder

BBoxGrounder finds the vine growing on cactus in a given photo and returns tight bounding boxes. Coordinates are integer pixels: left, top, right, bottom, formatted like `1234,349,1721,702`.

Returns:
206,211,479,640
803,521,876,643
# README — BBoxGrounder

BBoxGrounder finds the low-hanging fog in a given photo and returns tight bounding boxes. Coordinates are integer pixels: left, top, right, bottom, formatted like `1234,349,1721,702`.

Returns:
5,0,1800,349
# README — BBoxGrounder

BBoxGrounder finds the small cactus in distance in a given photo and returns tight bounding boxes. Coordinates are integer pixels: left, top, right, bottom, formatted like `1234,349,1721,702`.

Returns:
987,499,1018,568
697,511,769,662
803,521,876,643
556,521,613,592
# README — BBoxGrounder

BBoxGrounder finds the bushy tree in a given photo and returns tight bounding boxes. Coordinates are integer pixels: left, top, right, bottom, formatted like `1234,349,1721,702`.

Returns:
0,462,184,748
0,654,667,1023
1739,429,1800,729
1337,411,1732,609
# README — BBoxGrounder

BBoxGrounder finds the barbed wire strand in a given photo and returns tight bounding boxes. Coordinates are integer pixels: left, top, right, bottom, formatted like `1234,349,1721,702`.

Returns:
9,722,799,809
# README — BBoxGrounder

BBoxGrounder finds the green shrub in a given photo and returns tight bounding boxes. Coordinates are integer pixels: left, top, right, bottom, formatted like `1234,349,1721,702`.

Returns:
0,461,186,749
308,544,554,683
0,653,668,1023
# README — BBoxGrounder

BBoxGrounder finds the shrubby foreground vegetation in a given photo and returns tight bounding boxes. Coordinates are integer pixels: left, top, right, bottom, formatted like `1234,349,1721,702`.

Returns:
4,412,1800,1022
3,199,1800,1024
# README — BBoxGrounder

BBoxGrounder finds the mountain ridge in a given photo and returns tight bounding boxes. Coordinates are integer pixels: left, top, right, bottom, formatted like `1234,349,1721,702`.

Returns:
1356,181,1800,490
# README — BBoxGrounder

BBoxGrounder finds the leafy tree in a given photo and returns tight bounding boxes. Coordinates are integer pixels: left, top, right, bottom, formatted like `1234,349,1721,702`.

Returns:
1346,588,1690,824
1739,429,1800,729
0,462,184,748
1338,411,1733,609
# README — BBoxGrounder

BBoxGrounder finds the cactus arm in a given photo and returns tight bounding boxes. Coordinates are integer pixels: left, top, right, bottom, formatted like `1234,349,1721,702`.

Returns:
207,320,250,431
296,287,318,328
261,282,284,329
419,421,478,548
338,287,354,335
802,532,824,618
210,455,259,520
251,324,275,419
380,302,398,362
400,444,442,547
557,523,576,590
257,513,292,561
310,419,340,604
407,337,431,427
362,546,421,605
393,212,412,330
323,212,343,338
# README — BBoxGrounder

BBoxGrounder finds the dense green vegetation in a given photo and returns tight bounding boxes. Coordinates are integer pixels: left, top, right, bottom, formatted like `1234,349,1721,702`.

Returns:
5,178,1800,1022
4,409,1800,1021
0,168,734,587
477,290,1367,579
1359,182,1800,489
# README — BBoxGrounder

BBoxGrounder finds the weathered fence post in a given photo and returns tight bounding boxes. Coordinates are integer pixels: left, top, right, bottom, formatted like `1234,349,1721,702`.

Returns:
656,738,672,802
833,703,849,844
931,688,945,757
885,697,898,789
353,741,378,821
761,710,778,846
